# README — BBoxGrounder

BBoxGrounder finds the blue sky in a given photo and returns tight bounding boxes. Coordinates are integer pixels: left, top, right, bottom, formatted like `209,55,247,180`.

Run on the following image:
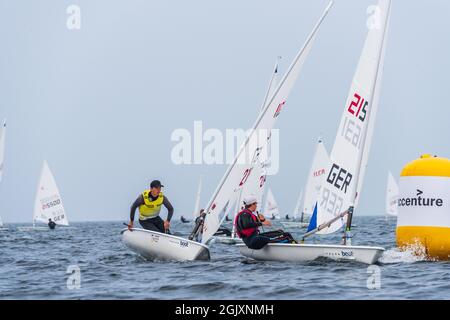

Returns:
1,0,449,223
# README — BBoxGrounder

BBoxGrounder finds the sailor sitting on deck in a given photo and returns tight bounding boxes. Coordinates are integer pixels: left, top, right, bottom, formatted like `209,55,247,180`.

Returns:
235,195,296,250
48,218,56,230
128,180,174,233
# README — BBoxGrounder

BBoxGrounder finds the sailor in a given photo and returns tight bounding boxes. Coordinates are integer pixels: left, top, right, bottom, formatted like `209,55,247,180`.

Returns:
180,216,190,223
128,180,174,233
235,194,296,249
48,218,56,230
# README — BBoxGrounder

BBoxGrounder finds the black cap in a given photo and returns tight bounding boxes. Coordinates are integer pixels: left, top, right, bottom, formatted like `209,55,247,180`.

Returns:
150,180,164,188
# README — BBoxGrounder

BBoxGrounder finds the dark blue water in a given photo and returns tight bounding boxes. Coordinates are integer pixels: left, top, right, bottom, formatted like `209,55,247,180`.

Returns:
1,216,449,299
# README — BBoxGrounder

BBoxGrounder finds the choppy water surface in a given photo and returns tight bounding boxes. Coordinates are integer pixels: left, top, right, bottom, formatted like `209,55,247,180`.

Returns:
1,216,449,299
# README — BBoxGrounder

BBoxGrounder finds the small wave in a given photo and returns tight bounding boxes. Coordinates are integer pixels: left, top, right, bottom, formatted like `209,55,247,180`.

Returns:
380,242,435,264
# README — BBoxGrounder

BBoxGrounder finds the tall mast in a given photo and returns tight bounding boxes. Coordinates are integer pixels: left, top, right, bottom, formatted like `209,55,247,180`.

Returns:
346,0,392,233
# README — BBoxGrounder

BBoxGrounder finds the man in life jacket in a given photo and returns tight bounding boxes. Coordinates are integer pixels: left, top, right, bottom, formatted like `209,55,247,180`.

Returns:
235,194,296,250
128,180,174,233
48,218,56,230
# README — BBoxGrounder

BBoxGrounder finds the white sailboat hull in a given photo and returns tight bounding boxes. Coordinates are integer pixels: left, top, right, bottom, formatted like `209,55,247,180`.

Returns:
121,228,210,261
280,221,309,228
212,235,243,245
17,226,51,231
237,243,385,264
17,225,74,231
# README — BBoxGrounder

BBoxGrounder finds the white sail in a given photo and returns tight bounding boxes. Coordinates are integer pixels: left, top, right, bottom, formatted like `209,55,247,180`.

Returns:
292,188,303,220
193,176,203,219
0,119,6,183
237,57,280,213
200,2,333,244
302,138,329,217
385,171,398,216
355,1,391,207
315,0,391,234
33,161,69,226
0,119,5,227
264,188,280,219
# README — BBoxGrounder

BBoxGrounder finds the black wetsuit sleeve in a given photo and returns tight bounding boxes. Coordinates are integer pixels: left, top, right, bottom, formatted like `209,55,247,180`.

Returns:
130,195,144,221
238,212,262,229
163,196,174,222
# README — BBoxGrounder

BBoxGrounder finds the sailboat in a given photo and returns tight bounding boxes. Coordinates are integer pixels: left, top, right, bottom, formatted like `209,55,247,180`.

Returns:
121,2,333,261
238,0,391,264
218,57,281,227
214,58,280,245
264,188,280,220
0,119,7,231
193,175,203,220
181,175,204,224
282,188,304,226
18,161,70,231
282,137,329,228
385,171,398,217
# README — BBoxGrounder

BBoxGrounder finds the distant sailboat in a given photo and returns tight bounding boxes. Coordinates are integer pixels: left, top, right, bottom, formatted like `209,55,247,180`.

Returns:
18,161,69,231
193,175,203,220
180,216,190,223
301,137,329,221
386,171,399,217
292,189,304,221
179,177,202,223
0,119,7,230
282,138,329,229
264,188,280,220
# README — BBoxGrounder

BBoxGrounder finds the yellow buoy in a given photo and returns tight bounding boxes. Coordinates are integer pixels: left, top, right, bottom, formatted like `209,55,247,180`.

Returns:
396,154,450,260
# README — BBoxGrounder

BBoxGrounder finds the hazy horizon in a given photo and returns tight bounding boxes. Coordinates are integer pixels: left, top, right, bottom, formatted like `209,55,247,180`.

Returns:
1,0,450,224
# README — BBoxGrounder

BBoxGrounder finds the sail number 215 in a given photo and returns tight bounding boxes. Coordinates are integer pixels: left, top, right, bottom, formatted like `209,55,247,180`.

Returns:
347,93,368,122
341,93,369,148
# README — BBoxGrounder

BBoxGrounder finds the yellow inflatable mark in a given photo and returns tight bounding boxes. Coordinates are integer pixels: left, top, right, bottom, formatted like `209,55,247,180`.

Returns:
396,154,450,261
397,226,450,260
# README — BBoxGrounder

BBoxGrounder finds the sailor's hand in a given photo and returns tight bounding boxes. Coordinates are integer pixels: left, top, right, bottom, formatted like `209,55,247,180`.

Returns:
258,214,266,222
127,221,133,231
262,219,272,227
164,220,170,230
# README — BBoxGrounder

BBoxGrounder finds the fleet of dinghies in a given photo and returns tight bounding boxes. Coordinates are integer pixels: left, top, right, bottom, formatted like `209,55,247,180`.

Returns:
121,1,333,261
1,1,393,266
238,0,391,264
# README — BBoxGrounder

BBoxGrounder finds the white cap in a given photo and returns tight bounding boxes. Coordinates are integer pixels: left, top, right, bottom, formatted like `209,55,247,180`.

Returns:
243,194,257,206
